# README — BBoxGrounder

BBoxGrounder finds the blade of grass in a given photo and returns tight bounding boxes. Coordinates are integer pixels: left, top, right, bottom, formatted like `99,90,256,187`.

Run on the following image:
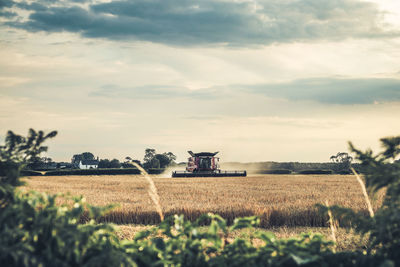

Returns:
325,200,337,252
351,167,374,217
130,162,164,221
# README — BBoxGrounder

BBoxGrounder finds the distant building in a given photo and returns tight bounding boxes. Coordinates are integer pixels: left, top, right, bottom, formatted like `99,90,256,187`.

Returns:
79,160,99,169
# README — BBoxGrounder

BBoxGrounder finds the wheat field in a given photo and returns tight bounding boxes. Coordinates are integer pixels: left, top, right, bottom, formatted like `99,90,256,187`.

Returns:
22,174,379,227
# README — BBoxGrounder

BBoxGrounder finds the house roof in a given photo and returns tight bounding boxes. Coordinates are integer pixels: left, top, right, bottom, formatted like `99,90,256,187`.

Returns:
81,160,99,165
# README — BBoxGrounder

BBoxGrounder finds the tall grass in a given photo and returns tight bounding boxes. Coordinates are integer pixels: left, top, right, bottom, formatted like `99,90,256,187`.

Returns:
351,167,374,217
130,162,164,221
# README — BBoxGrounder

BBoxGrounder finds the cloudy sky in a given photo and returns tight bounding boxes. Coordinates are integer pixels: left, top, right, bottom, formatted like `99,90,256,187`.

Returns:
1,0,400,163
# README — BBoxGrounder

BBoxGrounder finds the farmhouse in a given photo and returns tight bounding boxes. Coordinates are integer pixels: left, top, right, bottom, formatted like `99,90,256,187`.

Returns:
79,160,99,169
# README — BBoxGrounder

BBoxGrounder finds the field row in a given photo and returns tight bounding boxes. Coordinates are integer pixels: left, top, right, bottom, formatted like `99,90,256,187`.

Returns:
23,174,379,227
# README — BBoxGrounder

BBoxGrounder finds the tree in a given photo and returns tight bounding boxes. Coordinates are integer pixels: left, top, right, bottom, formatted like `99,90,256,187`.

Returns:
122,157,140,168
41,157,52,163
143,148,156,164
82,152,95,160
72,152,95,163
330,152,353,163
71,152,96,168
98,159,121,169
150,158,160,169
154,152,176,168
143,149,176,169
330,152,353,173
164,152,177,163
109,159,121,168
154,154,169,169
71,154,82,164
98,159,111,168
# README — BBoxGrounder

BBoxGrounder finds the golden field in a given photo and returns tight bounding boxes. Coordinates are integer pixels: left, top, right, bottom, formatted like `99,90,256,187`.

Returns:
22,174,379,227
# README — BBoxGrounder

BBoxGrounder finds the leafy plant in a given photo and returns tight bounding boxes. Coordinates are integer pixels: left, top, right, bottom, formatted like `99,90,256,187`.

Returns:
0,129,57,185
0,129,133,266
319,136,400,266
1,129,399,266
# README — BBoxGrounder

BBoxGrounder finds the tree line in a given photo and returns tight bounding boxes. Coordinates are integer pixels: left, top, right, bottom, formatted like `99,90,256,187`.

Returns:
70,149,177,170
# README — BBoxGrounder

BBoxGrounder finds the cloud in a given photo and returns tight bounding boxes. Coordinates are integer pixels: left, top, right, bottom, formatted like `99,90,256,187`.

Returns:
0,0,16,17
92,77,400,105
0,0,14,9
239,77,400,104
14,2,48,12
5,0,398,46
89,84,222,100
0,10,16,17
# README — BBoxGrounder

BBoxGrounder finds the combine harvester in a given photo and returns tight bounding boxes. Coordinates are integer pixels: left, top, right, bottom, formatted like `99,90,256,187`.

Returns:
172,151,246,178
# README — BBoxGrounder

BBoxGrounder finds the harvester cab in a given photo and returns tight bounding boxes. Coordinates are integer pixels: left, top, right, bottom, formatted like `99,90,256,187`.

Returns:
187,151,219,173
172,151,246,178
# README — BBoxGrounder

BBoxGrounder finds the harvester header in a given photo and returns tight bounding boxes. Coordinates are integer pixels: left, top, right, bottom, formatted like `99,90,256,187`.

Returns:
172,151,246,178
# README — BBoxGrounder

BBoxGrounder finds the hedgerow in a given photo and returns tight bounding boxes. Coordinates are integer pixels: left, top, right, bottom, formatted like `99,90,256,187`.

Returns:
258,169,292,174
44,168,141,176
1,129,399,266
19,168,166,176
298,169,333,175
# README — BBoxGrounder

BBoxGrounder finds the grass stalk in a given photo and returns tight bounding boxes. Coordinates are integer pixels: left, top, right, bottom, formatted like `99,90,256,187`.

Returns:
130,162,164,221
351,167,374,217
325,200,337,252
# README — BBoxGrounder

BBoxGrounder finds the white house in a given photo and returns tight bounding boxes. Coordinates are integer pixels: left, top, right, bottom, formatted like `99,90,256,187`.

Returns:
79,160,99,169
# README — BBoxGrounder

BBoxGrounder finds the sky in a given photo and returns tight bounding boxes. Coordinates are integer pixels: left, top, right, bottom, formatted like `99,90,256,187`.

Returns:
1,0,400,163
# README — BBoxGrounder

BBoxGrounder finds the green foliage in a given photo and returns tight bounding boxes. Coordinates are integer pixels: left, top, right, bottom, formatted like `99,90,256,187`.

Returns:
154,154,170,169
330,152,353,173
98,159,110,168
147,157,160,169
143,148,156,163
0,191,133,266
98,159,121,169
2,129,400,266
126,214,339,267
319,135,400,266
0,129,57,184
72,152,95,163
109,159,121,168
143,148,176,170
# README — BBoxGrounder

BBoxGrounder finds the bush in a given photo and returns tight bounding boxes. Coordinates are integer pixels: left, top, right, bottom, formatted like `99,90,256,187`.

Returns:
258,169,292,174
298,169,333,175
318,136,400,266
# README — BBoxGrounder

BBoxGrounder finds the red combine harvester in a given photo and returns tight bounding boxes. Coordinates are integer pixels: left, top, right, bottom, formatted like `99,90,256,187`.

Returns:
172,151,247,178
